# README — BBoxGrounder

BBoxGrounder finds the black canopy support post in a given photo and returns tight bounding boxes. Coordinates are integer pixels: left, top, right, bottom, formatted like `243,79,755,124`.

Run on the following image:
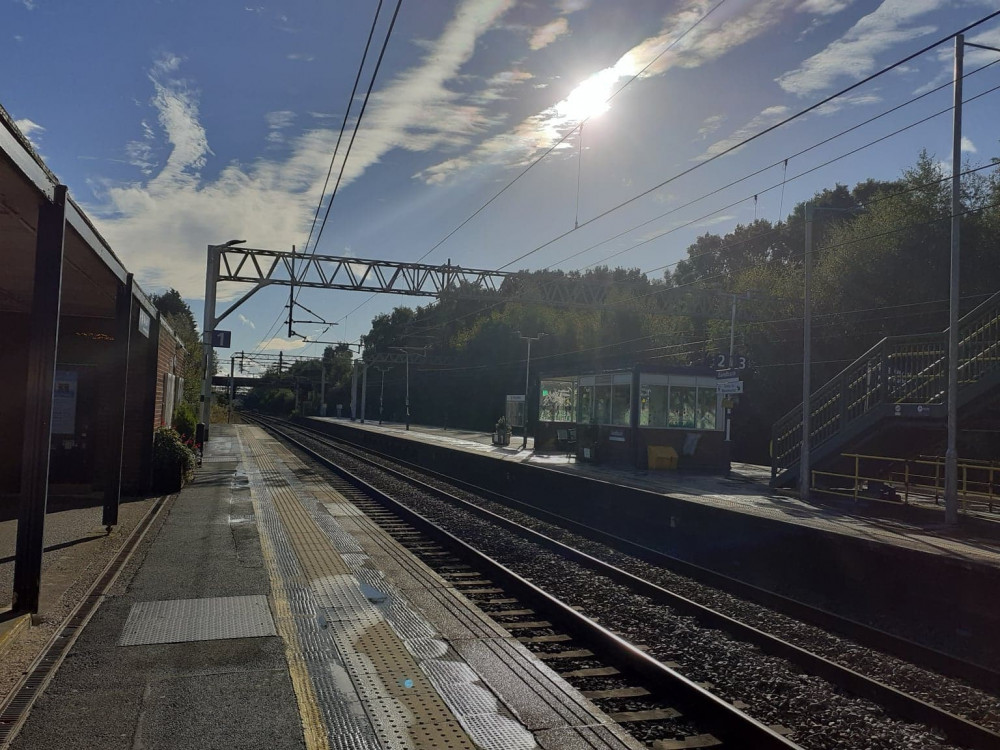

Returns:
13,185,67,615
103,273,134,530
140,313,162,494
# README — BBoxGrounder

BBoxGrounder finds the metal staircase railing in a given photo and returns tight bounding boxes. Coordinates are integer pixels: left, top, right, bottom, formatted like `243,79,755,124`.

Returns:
772,290,1000,485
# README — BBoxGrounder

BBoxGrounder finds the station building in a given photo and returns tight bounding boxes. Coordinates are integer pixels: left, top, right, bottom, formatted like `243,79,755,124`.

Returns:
534,365,729,471
0,106,187,513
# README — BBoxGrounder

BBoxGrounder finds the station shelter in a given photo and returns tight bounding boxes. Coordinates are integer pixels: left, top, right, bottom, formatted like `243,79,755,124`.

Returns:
534,365,729,471
0,106,187,509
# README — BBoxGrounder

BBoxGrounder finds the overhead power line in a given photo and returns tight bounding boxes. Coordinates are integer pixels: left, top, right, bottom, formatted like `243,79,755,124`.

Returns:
494,9,1000,271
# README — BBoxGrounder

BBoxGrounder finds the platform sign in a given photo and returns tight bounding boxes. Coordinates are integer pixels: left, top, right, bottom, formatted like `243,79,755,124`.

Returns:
210,329,232,348
52,370,78,435
717,380,744,394
716,367,739,380
138,309,151,338
505,395,525,427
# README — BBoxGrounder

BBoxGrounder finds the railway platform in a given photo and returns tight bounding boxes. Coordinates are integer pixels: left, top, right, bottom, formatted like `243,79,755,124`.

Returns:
310,418,1000,568
1,424,643,750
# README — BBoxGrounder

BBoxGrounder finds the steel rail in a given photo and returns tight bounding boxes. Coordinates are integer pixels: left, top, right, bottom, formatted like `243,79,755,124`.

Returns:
284,416,1000,692
249,414,802,750
257,415,1000,750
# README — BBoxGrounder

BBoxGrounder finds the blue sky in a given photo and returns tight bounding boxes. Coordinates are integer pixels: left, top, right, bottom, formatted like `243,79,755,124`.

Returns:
4,0,1000,370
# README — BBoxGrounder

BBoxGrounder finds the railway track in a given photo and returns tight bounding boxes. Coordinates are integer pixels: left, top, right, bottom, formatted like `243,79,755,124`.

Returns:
249,414,798,749
248,415,1000,749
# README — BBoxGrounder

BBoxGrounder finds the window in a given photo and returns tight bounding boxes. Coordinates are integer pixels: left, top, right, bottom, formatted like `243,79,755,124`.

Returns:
697,387,718,429
594,385,612,425
669,386,697,428
611,383,631,426
540,379,576,423
577,385,594,423
640,384,668,427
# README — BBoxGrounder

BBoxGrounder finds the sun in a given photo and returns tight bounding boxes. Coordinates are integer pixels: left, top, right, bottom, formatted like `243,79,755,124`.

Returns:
556,68,617,123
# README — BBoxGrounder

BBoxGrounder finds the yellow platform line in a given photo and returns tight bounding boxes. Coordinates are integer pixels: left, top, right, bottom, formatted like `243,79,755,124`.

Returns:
242,426,478,749
240,434,330,750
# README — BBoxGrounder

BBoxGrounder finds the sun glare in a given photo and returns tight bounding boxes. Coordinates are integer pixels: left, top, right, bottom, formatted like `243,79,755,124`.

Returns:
556,68,618,122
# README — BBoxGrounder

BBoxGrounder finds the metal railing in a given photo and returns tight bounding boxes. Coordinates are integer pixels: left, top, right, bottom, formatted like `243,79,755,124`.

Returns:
811,452,1000,514
772,290,1000,482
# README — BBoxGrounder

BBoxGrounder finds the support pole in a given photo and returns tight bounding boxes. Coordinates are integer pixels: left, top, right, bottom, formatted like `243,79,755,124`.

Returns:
405,353,410,430
320,362,327,417
200,244,220,444
944,34,963,526
350,360,359,421
360,362,368,423
103,273,134,529
726,294,736,444
228,355,235,424
13,184,67,614
800,203,814,501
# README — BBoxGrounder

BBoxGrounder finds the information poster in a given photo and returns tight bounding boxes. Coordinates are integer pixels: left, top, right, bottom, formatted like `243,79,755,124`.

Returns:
52,370,78,435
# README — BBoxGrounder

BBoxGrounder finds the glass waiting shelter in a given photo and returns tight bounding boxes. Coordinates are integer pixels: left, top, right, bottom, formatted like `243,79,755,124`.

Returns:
535,366,728,471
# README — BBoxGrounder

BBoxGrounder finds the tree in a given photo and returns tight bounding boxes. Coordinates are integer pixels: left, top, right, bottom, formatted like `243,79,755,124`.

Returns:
149,289,205,406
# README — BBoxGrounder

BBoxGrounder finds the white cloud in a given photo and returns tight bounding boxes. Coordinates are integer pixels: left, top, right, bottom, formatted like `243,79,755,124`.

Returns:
777,0,944,96
697,114,725,139
961,136,976,153
530,18,569,50
238,313,256,329
259,336,308,351
14,118,44,145
18,0,36,9
697,105,790,161
557,0,589,12
88,2,519,298
287,52,315,61
418,0,800,184
265,110,296,145
797,0,855,15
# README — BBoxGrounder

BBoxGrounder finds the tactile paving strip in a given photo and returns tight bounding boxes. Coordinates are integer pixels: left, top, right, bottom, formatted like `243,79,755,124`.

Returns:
118,595,276,646
242,428,482,750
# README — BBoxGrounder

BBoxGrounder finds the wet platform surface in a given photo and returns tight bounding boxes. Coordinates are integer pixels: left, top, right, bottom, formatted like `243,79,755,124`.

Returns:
8,424,641,750
313,418,1000,569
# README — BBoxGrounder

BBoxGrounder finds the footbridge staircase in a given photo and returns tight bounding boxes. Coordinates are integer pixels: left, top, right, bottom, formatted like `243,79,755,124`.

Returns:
771,290,1000,488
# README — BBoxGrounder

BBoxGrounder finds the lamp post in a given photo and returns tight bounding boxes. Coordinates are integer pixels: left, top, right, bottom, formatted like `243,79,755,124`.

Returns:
516,331,547,449
200,239,245,446
391,347,414,430
377,366,392,424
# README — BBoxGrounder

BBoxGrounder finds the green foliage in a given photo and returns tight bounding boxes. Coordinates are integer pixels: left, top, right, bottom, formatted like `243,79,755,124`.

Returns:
151,427,196,494
149,288,210,405
337,149,1000,463
172,400,197,440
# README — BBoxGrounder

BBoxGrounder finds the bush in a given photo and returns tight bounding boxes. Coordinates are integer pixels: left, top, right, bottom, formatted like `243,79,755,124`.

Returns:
173,400,197,441
152,427,197,494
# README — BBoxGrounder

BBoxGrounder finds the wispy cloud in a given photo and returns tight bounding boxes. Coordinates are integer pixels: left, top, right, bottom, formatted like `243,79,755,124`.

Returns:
530,17,569,50
14,118,44,147
697,114,725,139
777,0,943,96
265,110,296,145
418,0,801,184
697,105,789,161
287,52,315,61
238,313,256,329
797,0,855,16
89,2,520,298
259,336,308,351
17,0,36,9
961,136,976,154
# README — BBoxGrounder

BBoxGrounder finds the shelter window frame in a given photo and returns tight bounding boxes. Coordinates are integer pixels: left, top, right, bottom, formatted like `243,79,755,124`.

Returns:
638,373,722,431
539,377,577,423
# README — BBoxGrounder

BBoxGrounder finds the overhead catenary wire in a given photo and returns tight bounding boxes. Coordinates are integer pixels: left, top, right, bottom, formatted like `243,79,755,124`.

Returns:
249,0,403,356
494,9,1000,272
549,55,1000,272
326,0,729,332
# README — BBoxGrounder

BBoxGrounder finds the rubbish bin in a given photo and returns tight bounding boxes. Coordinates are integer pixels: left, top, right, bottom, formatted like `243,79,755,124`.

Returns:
647,445,678,470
